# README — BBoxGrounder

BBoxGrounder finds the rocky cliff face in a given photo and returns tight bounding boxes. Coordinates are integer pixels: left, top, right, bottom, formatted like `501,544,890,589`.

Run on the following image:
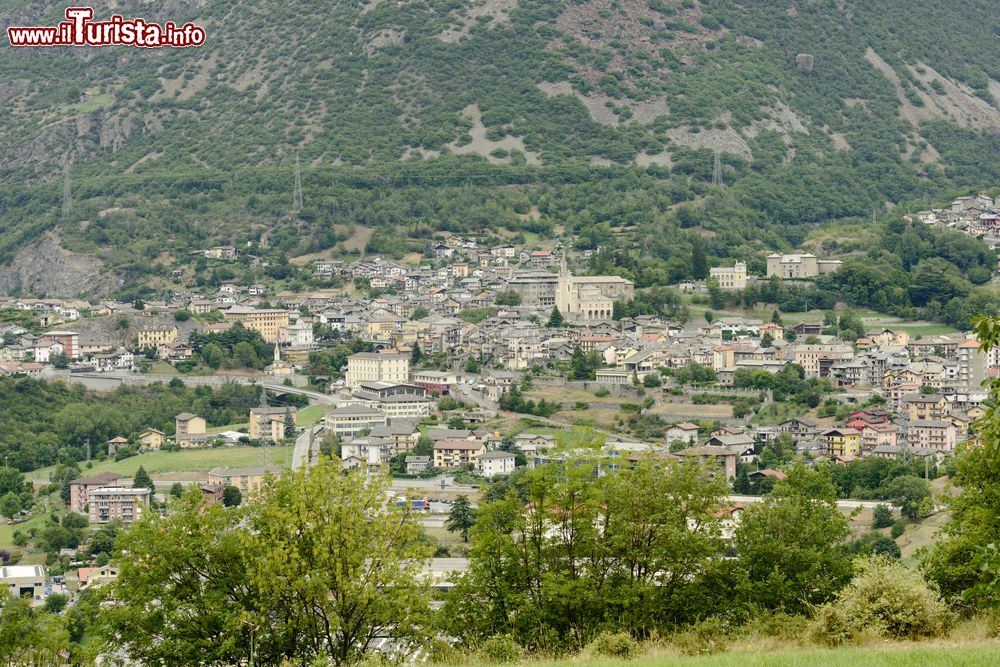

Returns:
0,233,121,298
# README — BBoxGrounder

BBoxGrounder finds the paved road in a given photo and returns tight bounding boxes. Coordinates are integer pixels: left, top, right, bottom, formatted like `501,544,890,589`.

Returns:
450,381,497,411
727,494,894,510
390,475,478,493
293,425,323,471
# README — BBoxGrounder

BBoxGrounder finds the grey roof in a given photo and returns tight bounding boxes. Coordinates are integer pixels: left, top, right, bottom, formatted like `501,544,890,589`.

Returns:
326,405,386,417
478,451,516,460
208,465,282,477
427,429,474,441
70,471,121,486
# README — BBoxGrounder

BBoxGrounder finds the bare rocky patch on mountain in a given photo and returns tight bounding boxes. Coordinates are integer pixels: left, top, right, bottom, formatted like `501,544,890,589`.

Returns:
865,48,1000,132
446,104,541,165
437,0,517,43
0,233,121,298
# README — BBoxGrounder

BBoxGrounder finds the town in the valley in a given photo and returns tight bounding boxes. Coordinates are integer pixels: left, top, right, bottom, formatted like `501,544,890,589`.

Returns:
0,199,992,608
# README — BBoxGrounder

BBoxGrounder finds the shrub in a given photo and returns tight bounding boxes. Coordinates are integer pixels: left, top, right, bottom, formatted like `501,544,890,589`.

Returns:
423,639,465,665
852,532,902,559
872,504,893,529
586,631,638,659
742,609,810,640
891,519,905,539
811,556,953,645
479,635,520,664
672,617,727,655
594,388,610,398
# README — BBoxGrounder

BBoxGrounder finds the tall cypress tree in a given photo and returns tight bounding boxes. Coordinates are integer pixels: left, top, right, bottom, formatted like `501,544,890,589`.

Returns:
691,237,708,280
133,466,155,493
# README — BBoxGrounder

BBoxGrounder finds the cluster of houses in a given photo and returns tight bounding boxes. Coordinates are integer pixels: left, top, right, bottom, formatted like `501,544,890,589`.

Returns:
906,192,1000,251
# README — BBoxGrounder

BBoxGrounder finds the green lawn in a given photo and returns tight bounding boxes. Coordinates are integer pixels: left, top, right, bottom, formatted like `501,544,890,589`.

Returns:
297,404,327,427
148,361,181,375
684,299,959,337
207,422,249,434
0,504,56,557
449,643,1000,667
28,446,292,483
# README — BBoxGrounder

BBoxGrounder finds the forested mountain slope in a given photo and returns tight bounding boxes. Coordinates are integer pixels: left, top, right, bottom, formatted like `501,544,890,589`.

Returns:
1,0,1000,295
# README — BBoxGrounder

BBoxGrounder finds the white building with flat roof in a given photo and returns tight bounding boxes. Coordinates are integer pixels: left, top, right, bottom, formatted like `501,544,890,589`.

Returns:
0,565,46,601
477,450,516,478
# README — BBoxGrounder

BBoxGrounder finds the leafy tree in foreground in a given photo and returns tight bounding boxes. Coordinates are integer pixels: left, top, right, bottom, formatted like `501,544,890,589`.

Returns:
443,457,726,646
0,591,69,665
924,316,1000,606
814,556,952,643
101,460,433,665
244,458,433,666
446,495,476,542
733,465,852,615
99,490,256,665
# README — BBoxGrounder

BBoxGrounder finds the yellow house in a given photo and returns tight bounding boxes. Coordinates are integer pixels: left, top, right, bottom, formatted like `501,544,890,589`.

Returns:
138,429,166,451
175,413,207,446
222,307,290,343
822,427,861,458
136,326,178,349
365,310,405,342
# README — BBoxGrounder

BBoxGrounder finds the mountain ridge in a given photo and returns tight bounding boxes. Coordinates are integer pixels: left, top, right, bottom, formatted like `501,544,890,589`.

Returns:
1,0,1000,296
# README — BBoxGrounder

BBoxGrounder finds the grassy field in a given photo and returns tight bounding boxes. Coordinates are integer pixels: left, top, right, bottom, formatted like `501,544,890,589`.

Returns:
445,642,1000,667
28,446,292,483
650,403,733,419
0,499,58,558
148,361,181,375
683,298,960,338
207,422,249,434
297,404,327,427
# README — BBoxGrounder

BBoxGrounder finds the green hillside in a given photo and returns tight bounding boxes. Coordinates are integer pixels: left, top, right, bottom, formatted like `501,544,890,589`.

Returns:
2,0,1000,295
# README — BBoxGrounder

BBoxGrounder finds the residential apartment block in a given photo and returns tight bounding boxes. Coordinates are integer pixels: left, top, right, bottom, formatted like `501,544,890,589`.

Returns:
222,306,290,342
325,405,388,440
208,465,282,496
87,487,151,524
